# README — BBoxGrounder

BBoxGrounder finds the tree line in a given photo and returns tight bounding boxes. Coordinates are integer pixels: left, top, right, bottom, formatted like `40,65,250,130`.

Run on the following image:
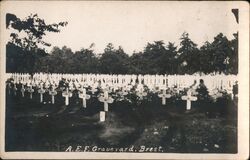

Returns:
6,13,238,75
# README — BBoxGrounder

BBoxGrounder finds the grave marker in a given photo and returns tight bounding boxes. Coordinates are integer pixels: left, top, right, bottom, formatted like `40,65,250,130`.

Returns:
27,86,34,99
158,89,171,105
37,84,46,103
21,84,25,97
79,88,90,108
226,86,234,100
89,86,98,95
98,90,114,111
136,85,147,99
49,86,58,104
181,90,197,110
100,111,106,122
62,88,72,106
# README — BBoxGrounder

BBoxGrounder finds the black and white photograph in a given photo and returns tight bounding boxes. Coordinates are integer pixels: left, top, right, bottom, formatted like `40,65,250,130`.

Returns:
0,1,249,159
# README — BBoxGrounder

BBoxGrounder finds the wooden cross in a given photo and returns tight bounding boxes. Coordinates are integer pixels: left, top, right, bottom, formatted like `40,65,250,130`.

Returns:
181,90,197,110
20,84,25,97
98,90,114,111
37,84,46,103
62,88,72,106
78,88,90,108
27,86,34,99
49,86,57,104
158,89,171,105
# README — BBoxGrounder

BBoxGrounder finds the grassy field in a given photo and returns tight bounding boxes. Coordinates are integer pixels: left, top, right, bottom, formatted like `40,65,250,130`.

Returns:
5,88,237,153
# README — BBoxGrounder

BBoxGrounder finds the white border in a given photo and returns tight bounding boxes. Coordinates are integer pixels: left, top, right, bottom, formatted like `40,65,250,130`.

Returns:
0,1,249,159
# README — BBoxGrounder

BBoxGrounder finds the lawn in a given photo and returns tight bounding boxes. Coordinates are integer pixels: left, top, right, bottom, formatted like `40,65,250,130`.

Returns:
5,87,237,153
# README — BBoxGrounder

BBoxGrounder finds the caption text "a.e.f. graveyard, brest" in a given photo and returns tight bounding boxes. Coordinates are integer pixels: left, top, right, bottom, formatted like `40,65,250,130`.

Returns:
65,145,163,152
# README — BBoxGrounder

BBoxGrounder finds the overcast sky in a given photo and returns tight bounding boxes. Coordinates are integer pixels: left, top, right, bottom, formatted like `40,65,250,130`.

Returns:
2,1,238,55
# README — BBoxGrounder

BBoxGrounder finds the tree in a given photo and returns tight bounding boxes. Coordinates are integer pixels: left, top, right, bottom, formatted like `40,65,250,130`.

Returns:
210,33,233,74
6,13,67,73
229,33,238,74
6,13,67,50
72,48,99,73
159,42,178,74
99,43,129,74
128,51,145,74
199,41,214,74
142,41,167,74
177,32,199,74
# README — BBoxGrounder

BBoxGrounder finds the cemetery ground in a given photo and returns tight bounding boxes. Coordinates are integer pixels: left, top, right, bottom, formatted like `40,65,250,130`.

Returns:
5,88,237,153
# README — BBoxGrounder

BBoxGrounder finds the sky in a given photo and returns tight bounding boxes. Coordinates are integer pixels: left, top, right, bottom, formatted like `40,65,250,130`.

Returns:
2,1,239,55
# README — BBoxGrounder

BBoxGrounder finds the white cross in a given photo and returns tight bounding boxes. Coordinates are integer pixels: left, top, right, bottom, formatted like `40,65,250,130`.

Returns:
49,86,57,104
27,86,34,99
101,84,112,93
226,87,233,100
62,88,72,106
136,86,147,99
32,80,37,88
89,86,98,95
74,81,81,90
112,85,119,92
81,83,89,89
44,80,50,90
124,84,133,91
119,87,128,96
98,90,114,111
79,88,90,108
69,81,74,91
37,84,46,103
181,90,197,110
158,89,171,105
174,87,183,94
21,84,25,97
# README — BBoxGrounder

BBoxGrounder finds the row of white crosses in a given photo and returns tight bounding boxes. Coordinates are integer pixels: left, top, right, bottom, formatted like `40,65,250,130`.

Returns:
8,73,238,98
8,73,237,92
157,85,198,110
11,73,238,93
6,73,238,113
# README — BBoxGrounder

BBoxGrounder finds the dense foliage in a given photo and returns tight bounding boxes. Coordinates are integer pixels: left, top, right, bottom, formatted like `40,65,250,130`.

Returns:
6,14,238,75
